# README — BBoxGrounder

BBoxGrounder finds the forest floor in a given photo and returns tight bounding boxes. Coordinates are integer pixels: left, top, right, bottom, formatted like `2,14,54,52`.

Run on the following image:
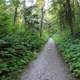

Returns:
21,38,76,80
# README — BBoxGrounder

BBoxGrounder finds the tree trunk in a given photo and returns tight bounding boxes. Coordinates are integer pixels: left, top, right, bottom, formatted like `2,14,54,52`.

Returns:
23,0,26,26
40,7,44,37
13,7,18,26
66,0,74,35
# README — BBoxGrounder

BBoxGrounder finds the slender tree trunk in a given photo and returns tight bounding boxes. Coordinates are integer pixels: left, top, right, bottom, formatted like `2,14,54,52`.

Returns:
13,7,18,26
66,0,74,35
23,0,26,26
40,7,44,36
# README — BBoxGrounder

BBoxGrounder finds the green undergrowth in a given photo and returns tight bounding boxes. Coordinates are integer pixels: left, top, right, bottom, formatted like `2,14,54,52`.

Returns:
53,32,80,78
0,30,46,80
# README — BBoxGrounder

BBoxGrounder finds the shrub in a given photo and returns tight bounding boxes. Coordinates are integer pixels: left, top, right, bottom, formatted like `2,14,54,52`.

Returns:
0,30,46,80
58,37,80,78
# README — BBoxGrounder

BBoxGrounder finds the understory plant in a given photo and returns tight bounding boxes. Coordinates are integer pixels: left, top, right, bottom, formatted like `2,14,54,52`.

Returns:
0,30,46,80
54,34,80,78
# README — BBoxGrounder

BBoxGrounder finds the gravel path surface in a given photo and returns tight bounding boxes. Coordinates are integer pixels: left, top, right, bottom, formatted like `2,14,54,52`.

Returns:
21,38,76,80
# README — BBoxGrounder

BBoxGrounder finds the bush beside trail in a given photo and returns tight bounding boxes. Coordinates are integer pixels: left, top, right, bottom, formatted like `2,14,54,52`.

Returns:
0,30,46,80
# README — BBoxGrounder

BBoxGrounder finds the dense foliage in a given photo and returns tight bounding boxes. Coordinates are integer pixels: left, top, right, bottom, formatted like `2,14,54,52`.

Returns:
0,5,11,37
0,0,49,80
0,30,46,80
58,37,80,78
51,0,80,79
1,0,80,79
53,31,80,78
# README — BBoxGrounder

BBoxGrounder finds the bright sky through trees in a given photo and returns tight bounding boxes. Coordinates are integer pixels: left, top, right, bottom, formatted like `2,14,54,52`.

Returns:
26,0,36,7
26,0,52,10
44,0,52,10
5,0,52,10
5,0,10,5
78,0,80,6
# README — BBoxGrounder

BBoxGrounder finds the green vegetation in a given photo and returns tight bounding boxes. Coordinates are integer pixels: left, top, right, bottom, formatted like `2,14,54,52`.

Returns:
51,0,80,79
53,33,80,78
0,0,48,80
0,30,46,80
1,0,80,79
59,37,80,78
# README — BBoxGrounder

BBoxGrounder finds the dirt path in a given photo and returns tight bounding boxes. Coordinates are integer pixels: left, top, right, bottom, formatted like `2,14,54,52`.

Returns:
21,38,76,80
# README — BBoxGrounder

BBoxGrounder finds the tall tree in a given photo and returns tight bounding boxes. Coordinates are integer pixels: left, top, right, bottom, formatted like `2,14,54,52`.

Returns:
65,0,74,34
12,0,20,26
40,3,45,36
